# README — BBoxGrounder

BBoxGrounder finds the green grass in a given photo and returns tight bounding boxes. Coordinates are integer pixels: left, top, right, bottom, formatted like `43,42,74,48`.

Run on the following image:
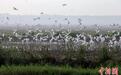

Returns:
0,65,98,75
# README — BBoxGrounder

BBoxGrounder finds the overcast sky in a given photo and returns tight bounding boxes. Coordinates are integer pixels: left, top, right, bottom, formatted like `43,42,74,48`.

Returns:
0,0,121,16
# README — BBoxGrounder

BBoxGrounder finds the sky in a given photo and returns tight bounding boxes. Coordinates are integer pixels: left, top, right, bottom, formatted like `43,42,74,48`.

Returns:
0,0,121,16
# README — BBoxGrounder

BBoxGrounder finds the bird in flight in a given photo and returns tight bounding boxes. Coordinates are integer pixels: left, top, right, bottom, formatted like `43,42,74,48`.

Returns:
40,12,44,14
62,4,67,6
33,17,40,21
6,17,9,20
65,18,68,20
13,7,18,10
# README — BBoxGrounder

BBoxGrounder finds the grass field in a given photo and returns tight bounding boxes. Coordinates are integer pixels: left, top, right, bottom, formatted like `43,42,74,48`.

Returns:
0,65,120,75
0,65,98,75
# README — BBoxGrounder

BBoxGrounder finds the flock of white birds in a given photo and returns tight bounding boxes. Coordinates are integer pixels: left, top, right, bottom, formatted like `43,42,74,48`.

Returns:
0,27,121,51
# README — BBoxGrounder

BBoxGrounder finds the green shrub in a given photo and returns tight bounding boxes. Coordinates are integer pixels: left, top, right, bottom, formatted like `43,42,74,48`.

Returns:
98,46,111,65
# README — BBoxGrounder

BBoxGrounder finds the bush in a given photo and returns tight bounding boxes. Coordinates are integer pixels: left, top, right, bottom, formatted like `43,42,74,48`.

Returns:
0,46,5,65
98,46,111,65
